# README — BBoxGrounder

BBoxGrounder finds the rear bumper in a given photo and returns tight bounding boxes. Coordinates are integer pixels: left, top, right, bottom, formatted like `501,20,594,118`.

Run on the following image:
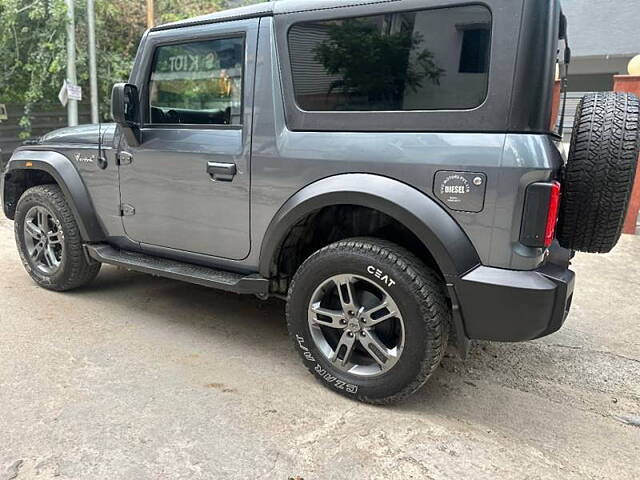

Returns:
454,243,575,342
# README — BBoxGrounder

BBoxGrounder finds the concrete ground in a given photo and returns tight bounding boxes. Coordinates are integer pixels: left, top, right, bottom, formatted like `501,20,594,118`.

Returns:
0,217,638,480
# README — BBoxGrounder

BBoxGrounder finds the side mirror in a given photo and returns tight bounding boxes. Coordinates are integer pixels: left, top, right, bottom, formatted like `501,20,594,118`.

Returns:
111,83,140,146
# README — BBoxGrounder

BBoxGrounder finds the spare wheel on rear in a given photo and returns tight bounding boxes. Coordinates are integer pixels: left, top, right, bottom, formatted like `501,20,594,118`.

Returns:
557,92,640,253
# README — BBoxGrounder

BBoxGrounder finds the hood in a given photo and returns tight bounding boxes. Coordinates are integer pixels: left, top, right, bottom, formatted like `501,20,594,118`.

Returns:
39,123,116,146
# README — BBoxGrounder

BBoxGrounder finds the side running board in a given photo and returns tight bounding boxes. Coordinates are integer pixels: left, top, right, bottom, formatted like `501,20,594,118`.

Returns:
84,244,269,295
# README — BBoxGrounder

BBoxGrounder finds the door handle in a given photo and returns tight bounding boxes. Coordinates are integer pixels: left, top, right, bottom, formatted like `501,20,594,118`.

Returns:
206,162,236,181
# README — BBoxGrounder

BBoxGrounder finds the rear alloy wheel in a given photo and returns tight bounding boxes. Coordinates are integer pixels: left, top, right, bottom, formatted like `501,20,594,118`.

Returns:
287,237,449,404
307,273,405,377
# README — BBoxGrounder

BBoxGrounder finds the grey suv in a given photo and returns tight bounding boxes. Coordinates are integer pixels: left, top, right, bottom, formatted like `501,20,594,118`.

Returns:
2,0,639,404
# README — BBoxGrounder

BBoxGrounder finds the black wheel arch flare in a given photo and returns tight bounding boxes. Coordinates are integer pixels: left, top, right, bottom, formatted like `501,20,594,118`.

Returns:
2,149,106,242
259,174,481,282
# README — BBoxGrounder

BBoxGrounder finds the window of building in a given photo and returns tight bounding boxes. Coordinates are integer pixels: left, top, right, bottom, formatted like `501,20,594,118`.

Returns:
148,37,244,125
459,27,490,73
288,5,491,112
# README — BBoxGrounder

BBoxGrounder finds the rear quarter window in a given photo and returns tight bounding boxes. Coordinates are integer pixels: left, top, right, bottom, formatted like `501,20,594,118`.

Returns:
288,4,491,112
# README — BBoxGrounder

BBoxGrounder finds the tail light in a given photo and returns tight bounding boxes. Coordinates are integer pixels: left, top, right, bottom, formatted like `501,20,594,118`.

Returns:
520,181,561,248
543,181,561,247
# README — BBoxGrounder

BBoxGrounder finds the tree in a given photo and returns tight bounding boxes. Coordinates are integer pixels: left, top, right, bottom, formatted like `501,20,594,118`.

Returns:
0,0,232,138
314,19,444,110
81,0,147,120
0,0,68,137
156,0,227,24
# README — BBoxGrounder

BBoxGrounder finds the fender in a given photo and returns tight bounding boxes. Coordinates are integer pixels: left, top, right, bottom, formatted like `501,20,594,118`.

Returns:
3,149,105,241
259,174,481,281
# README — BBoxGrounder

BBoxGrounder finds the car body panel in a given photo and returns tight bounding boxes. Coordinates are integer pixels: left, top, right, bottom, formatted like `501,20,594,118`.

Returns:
249,17,558,272
39,123,117,146
120,17,259,260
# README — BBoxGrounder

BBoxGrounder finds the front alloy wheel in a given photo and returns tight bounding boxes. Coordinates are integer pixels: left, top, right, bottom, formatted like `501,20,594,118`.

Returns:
23,205,64,275
14,184,101,291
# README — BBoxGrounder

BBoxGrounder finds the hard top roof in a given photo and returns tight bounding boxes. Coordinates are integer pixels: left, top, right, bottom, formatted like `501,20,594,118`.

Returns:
151,0,400,31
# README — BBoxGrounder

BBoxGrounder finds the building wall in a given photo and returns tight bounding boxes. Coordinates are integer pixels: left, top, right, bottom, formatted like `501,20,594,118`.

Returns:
402,6,489,110
562,0,639,92
568,56,634,91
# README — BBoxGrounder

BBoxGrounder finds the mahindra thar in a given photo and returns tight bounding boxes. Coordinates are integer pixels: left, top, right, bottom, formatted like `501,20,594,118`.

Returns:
2,0,639,403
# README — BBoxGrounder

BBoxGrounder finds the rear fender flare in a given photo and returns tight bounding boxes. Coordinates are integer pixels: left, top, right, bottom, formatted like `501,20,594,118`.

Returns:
259,174,480,281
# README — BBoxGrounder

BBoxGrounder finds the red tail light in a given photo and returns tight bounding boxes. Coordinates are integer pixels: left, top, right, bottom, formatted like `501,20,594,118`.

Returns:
520,181,562,248
543,181,561,247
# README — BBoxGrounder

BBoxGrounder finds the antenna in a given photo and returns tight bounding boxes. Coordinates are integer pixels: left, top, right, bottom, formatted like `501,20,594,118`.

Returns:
98,109,102,157
97,97,108,170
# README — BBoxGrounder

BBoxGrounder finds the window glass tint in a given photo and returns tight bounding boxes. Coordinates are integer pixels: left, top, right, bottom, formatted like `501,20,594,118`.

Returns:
288,5,491,111
149,37,243,125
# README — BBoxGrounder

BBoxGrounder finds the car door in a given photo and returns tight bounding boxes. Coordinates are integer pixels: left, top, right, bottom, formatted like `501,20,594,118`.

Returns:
118,19,258,260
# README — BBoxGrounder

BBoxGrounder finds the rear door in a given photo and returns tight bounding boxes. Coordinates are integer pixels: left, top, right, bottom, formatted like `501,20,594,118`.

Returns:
118,18,258,260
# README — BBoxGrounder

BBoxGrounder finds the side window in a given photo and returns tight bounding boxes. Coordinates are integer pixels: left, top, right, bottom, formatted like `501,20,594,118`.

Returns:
288,5,491,112
148,37,244,126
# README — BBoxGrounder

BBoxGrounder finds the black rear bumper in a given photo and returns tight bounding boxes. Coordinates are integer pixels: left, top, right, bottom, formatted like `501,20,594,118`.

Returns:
454,243,575,342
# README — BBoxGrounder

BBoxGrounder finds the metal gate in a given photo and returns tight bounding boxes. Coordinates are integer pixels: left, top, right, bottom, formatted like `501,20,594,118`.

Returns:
0,104,91,169
560,92,595,142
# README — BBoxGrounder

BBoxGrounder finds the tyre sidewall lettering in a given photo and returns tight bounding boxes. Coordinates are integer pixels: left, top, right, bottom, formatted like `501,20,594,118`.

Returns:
366,264,396,288
294,333,358,394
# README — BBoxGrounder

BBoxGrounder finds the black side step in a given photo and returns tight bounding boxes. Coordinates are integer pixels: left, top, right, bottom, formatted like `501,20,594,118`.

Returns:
85,244,269,295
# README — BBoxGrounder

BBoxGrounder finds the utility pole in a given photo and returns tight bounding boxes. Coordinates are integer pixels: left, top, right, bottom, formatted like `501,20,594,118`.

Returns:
146,0,155,29
65,0,78,126
87,0,99,123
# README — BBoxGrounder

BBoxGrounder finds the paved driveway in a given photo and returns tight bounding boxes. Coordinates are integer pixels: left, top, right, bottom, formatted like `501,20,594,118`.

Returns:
0,217,638,479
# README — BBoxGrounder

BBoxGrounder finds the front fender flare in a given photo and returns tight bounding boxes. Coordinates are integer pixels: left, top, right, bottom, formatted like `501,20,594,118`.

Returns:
3,149,105,241
259,174,480,281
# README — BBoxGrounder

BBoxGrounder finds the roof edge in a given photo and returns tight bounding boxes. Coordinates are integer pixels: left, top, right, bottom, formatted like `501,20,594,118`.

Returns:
151,2,275,32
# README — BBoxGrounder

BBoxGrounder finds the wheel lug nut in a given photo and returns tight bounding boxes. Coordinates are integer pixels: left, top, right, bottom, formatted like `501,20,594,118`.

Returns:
340,319,346,324
347,332,354,337
360,331,366,337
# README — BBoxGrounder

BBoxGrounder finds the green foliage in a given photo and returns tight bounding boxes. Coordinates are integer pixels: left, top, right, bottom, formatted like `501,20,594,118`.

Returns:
0,0,69,137
314,20,445,109
82,0,147,120
156,0,227,24
0,0,235,137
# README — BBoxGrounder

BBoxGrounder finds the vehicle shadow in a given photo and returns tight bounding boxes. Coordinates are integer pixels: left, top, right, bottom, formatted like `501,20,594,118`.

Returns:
73,265,291,356
76,265,637,425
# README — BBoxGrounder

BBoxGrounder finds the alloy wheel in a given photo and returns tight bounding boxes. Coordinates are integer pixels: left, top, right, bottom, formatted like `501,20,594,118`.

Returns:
23,205,64,275
307,274,405,377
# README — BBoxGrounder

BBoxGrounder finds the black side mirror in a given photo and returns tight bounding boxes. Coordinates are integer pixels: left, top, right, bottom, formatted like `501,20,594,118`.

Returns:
111,83,140,145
